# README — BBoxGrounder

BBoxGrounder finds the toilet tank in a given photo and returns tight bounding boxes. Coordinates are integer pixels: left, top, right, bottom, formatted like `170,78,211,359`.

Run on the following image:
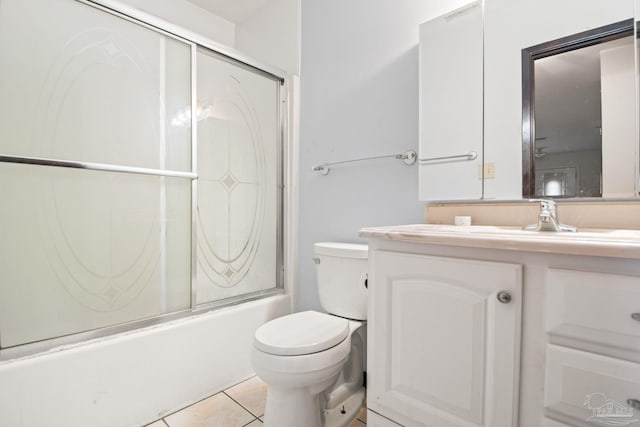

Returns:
314,242,368,320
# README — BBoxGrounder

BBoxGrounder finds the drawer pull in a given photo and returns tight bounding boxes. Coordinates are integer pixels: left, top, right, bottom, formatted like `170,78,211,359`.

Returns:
632,313,640,322
497,291,512,304
627,399,640,410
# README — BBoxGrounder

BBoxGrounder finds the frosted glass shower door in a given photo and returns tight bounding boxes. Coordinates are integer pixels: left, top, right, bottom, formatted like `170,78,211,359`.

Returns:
196,48,281,304
0,0,193,347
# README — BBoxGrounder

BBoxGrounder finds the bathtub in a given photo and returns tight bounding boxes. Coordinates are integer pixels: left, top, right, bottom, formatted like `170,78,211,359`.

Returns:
0,294,291,427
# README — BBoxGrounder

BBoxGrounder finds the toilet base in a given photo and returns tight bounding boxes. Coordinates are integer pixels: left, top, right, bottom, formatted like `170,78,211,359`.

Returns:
262,384,365,427
263,385,323,427
323,386,365,427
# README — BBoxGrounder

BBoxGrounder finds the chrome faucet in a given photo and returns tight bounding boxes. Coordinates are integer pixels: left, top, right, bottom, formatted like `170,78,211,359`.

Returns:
523,199,577,232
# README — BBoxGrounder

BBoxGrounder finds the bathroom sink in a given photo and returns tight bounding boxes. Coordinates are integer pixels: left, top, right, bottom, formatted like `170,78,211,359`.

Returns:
405,224,640,240
359,224,640,259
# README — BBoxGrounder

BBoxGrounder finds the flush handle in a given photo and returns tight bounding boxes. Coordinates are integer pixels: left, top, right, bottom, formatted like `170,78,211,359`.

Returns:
627,399,640,410
632,313,640,322
362,273,368,289
497,291,512,304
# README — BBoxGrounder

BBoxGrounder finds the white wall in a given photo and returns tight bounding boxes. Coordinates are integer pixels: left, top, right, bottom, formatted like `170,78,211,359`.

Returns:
235,0,300,76
115,0,301,77
298,0,464,311
113,0,236,47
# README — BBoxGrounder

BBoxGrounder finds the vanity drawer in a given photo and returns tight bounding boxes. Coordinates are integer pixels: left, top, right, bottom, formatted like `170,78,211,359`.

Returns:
546,268,640,362
544,345,640,426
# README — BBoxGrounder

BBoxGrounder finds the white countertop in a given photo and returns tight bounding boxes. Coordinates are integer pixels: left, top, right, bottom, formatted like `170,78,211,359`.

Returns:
359,224,640,259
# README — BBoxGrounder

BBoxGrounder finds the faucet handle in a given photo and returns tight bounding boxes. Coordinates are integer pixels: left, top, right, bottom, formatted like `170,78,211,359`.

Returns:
529,198,556,211
539,199,556,212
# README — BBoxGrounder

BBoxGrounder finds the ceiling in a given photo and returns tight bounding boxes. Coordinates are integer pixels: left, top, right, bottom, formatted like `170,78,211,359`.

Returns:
186,0,272,23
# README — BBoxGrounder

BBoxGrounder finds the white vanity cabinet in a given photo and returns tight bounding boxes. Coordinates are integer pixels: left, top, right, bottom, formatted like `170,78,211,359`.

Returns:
361,225,640,427
366,246,523,426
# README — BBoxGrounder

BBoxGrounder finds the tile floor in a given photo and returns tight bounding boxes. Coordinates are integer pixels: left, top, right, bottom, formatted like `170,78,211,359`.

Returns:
144,376,367,427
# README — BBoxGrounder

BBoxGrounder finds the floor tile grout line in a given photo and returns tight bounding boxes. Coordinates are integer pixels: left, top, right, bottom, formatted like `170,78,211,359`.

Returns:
223,390,264,419
143,417,170,427
153,391,223,421
145,376,369,426
152,376,257,422
142,376,263,427
241,417,260,427
154,396,364,426
156,392,258,427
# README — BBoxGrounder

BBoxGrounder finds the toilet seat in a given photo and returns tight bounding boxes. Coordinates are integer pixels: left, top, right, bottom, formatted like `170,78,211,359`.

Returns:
254,311,349,356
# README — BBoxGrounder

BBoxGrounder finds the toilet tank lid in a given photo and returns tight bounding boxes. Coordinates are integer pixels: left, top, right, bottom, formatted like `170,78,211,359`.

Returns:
314,242,368,259
254,311,350,356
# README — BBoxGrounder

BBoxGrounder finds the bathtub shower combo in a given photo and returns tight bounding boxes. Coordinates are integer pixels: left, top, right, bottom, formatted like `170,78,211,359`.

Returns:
0,0,286,358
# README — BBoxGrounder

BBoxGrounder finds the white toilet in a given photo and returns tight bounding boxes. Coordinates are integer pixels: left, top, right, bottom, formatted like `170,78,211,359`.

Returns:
252,242,368,427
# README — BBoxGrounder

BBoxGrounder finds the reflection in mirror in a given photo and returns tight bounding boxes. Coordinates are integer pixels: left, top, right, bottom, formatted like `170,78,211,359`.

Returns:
522,19,635,198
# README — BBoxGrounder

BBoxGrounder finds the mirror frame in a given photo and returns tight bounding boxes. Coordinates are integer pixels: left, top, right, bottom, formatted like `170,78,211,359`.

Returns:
521,18,634,198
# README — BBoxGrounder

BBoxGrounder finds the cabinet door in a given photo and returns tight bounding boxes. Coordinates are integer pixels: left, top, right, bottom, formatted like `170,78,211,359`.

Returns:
368,251,522,427
418,1,483,200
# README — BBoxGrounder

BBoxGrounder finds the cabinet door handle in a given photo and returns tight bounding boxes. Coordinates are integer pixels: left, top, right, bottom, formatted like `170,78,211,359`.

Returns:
496,291,512,304
632,313,640,322
627,399,640,410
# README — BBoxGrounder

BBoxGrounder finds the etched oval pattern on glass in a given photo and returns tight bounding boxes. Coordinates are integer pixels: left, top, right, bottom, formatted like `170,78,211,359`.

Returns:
34,29,164,312
196,73,266,290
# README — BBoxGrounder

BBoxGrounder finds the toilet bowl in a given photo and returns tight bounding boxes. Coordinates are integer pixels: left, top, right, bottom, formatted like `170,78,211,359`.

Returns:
252,242,368,427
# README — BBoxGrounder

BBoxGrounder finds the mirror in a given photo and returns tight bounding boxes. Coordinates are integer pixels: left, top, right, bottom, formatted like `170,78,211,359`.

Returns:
483,0,637,200
522,20,635,198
